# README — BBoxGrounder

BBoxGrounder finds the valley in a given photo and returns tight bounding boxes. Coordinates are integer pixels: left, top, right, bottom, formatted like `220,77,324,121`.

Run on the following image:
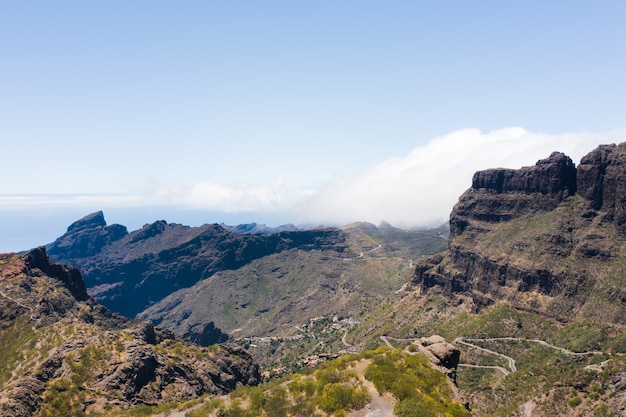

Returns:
2,142,626,416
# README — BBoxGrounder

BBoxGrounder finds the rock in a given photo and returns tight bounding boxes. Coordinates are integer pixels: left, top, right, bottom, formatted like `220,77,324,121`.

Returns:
183,321,229,346
420,335,447,346
418,336,461,370
425,342,461,370
46,211,128,260
577,143,626,232
472,151,577,196
3,377,45,417
451,152,576,237
66,211,107,233
132,322,157,345
23,247,89,302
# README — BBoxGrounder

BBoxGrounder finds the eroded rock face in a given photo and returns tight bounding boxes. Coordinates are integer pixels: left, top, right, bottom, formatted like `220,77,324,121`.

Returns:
24,246,89,302
472,151,577,196
426,342,461,370
577,143,626,232
412,143,626,325
451,152,576,237
3,378,45,417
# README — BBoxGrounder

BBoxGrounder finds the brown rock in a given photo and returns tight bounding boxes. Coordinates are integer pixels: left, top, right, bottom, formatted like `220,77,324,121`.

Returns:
422,339,460,370
577,143,626,232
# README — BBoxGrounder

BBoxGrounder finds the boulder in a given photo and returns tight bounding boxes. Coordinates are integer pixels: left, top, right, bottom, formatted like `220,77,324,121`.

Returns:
424,341,461,370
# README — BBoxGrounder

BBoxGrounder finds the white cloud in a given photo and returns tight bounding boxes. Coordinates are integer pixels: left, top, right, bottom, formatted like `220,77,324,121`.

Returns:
1,127,624,230
148,177,314,212
296,127,626,227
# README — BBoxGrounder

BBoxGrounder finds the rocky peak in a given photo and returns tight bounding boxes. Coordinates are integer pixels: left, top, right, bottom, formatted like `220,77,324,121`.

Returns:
46,212,128,261
451,152,577,238
66,210,107,233
23,247,89,302
471,151,577,197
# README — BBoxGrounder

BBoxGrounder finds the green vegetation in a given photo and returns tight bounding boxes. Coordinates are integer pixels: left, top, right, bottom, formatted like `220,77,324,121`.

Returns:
188,357,368,417
432,304,625,416
364,347,470,417
38,377,86,417
188,347,468,417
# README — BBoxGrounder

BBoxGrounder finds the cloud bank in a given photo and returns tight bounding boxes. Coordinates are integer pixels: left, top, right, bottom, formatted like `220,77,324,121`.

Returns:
297,127,625,227
2,128,624,229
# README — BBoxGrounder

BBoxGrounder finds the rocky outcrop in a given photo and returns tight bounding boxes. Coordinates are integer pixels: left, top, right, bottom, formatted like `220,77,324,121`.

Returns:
183,321,230,346
46,211,128,259
420,335,461,370
24,246,89,302
0,250,259,416
471,152,577,196
413,143,626,325
3,378,45,417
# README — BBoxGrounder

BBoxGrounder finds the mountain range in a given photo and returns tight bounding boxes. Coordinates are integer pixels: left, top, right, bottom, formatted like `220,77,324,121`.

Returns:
2,142,626,416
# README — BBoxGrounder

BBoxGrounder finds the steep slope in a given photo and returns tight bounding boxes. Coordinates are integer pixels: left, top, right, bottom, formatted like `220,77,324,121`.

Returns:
404,143,626,416
47,216,348,318
135,222,447,369
0,248,259,417
412,147,626,325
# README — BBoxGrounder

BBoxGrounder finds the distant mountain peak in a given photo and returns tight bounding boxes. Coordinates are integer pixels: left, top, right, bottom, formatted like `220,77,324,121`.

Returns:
66,210,106,233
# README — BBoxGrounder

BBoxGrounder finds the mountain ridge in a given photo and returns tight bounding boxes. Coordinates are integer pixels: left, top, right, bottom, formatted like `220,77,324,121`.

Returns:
0,248,259,417
46,219,351,318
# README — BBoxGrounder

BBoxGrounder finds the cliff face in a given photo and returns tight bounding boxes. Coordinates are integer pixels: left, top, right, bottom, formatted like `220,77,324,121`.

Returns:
577,143,626,231
450,152,576,236
0,249,259,417
413,143,626,325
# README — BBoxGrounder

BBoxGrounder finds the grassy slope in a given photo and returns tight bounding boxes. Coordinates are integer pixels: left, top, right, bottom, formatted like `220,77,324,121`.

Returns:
186,347,470,417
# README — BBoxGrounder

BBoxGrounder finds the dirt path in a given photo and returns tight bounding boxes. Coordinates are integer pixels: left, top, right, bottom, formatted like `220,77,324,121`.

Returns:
348,360,395,417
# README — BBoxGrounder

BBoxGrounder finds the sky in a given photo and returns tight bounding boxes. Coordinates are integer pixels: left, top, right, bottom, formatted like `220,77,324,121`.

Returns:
1,1,625,252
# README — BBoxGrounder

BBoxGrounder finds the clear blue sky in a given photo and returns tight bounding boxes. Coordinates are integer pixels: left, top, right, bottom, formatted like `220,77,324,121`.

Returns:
1,1,625,251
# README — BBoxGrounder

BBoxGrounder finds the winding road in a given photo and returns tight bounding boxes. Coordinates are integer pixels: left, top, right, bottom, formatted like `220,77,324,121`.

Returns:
454,336,612,375
455,337,517,373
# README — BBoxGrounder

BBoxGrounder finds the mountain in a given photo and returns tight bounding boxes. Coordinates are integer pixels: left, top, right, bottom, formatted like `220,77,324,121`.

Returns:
46,218,351,318
220,222,300,235
402,144,626,416
137,220,448,345
0,248,259,417
36,142,626,416
412,147,626,326
45,215,448,369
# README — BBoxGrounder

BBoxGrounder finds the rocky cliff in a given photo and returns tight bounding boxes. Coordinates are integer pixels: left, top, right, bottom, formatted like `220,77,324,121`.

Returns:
0,248,259,417
412,143,626,325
